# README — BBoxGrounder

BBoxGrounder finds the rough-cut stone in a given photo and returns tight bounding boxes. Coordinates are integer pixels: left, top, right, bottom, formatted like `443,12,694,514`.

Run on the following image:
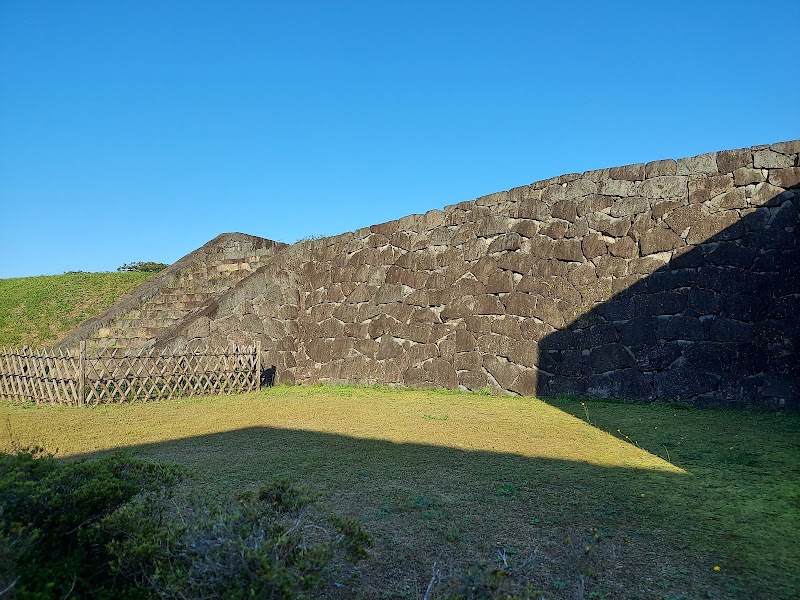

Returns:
639,228,685,255
454,351,482,371
645,159,677,178
753,149,794,169
716,148,752,173
553,239,584,262
641,176,688,199
588,213,631,237
733,167,765,186
503,292,537,318
677,153,718,175
517,199,550,220
768,167,800,189
770,140,800,155
512,220,539,238
595,255,628,278
541,220,569,240
651,199,683,220
688,174,733,204
664,204,703,236
608,236,638,258
709,188,748,211
609,197,649,217
582,233,607,259
488,232,523,253
685,211,741,245
609,163,645,181
552,199,578,222
578,194,615,217
541,183,566,205
656,316,705,341
599,179,638,197
565,178,599,201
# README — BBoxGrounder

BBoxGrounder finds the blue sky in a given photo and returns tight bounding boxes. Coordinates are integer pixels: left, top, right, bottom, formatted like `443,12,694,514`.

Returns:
1,0,798,278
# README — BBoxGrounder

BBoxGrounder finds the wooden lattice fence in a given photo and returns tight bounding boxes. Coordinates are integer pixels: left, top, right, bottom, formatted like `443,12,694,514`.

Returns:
0,342,262,405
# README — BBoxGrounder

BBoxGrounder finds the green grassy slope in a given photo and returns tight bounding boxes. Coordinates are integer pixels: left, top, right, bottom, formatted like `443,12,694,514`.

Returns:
0,272,154,347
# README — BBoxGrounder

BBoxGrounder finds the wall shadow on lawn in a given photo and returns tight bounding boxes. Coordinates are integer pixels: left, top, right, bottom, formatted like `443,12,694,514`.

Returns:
64,416,798,599
538,189,800,409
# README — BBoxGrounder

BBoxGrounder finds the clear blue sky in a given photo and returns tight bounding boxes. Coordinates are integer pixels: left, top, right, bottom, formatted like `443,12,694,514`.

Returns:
1,0,798,278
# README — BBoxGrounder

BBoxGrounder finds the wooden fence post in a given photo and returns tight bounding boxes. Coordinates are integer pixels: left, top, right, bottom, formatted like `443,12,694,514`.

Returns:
255,340,261,392
78,340,86,407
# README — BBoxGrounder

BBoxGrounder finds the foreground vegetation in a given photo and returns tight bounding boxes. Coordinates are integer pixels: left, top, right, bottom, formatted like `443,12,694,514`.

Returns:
0,272,154,347
2,386,797,598
0,449,370,598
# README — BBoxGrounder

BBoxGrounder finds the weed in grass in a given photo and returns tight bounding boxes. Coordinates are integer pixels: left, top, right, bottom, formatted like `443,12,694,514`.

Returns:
493,482,517,498
423,413,450,421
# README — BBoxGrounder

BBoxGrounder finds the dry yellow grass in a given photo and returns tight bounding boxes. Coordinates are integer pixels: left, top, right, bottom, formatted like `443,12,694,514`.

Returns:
1,385,681,475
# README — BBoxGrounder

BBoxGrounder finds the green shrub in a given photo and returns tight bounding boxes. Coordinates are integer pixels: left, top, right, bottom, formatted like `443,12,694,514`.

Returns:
0,449,371,599
0,448,181,598
107,479,372,599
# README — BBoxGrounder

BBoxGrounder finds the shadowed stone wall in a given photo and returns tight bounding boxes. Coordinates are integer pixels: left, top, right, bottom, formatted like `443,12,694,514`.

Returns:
155,141,799,409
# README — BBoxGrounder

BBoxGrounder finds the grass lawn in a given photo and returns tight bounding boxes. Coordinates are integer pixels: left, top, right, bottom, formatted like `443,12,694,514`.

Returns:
2,386,797,599
0,272,154,347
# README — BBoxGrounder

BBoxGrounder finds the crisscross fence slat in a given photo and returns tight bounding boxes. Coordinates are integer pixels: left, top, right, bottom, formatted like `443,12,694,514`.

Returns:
0,341,262,405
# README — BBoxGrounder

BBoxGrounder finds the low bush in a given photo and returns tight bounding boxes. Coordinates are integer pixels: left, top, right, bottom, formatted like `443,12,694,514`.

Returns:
0,450,371,599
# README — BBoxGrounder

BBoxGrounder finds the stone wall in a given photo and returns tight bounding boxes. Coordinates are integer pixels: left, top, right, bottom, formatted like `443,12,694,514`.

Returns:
57,233,288,350
151,142,799,409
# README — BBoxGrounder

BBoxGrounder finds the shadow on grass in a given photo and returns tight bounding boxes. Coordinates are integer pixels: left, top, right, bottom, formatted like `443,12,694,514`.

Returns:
66,405,798,600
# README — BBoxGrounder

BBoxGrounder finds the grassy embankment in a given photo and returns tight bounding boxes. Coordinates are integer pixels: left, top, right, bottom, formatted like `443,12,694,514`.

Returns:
0,272,154,347
2,386,797,599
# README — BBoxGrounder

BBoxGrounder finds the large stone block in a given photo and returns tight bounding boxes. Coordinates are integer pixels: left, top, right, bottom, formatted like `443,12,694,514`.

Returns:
685,211,741,245
553,239,584,262
609,163,646,181
688,174,733,203
716,148,752,173
768,167,800,188
458,370,488,390
578,194,615,216
517,198,550,220
749,182,787,206
641,175,688,199
639,227,685,255
454,350,482,371
588,213,631,237
488,232,523,253
609,197,649,217
653,367,718,401
677,152,718,175
483,355,524,390
582,233,607,259
565,178,599,201
753,149,794,169
656,316,705,341
645,159,677,178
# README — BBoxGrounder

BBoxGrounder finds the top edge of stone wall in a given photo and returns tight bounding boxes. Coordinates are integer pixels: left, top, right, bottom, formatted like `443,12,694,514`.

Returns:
287,140,799,249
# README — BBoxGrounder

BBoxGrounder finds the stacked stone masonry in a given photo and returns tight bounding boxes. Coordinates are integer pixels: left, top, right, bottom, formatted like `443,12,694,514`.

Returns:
56,233,288,351
65,142,799,409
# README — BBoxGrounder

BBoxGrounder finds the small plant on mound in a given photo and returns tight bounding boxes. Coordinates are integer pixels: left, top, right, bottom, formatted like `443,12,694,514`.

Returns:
117,261,169,273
